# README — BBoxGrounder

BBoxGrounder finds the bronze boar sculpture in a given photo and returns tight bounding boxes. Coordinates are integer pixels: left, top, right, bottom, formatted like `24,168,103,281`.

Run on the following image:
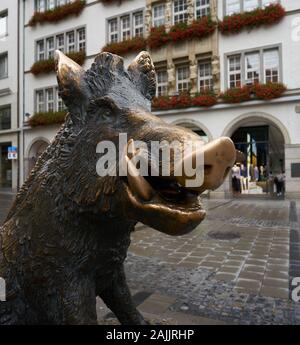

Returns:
0,51,236,325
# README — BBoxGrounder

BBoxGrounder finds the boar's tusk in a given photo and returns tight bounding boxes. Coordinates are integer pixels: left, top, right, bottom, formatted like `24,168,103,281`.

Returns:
125,155,154,202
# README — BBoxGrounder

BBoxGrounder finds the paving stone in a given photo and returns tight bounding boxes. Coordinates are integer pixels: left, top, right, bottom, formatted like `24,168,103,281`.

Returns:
236,279,261,293
238,271,264,281
263,278,289,289
219,265,241,274
260,286,289,299
243,265,265,273
215,272,237,282
138,293,176,315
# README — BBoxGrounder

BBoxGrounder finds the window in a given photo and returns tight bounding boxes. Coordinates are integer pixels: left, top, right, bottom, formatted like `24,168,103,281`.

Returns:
108,18,118,43
245,52,260,85
36,87,67,113
36,28,85,62
226,0,241,15
228,55,241,88
244,0,259,12
77,28,86,51
0,106,11,130
195,0,210,19
153,3,165,27
57,0,67,6
198,60,213,91
36,0,46,12
262,0,278,8
225,0,278,15
0,11,8,37
227,47,280,87
46,88,54,112
121,15,131,41
66,31,75,53
36,90,44,113
56,88,65,111
176,65,190,93
133,12,143,37
0,53,8,79
263,49,279,83
56,34,64,52
36,40,45,61
46,37,54,59
46,0,55,10
156,70,168,96
173,0,188,24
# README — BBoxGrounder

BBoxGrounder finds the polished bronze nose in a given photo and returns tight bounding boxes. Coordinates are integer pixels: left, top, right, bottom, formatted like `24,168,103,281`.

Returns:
176,137,236,193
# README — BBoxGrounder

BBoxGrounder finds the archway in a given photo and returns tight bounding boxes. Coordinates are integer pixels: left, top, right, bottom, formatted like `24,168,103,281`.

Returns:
171,119,213,143
223,114,287,196
27,139,49,176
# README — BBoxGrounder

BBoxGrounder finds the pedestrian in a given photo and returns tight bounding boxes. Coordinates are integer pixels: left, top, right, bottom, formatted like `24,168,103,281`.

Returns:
276,171,285,196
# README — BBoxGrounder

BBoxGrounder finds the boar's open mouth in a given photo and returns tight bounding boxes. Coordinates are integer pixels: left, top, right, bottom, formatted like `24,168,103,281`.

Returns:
144,176,200,206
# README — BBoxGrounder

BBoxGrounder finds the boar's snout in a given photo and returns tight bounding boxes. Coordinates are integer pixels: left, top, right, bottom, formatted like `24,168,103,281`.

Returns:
176,137,236,194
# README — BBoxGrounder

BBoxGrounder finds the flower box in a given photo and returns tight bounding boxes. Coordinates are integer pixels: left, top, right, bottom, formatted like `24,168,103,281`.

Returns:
28,111,67,127
148,17,216,51
252,82,286,100
152,91,217,110
30,51,86,75
101,37,147,56
29,0,86,27
218,4,285,35
220,86,251,103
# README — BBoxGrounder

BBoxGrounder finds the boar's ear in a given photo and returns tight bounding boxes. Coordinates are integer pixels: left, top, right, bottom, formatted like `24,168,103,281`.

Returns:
55,50,90,118
127,51,156,101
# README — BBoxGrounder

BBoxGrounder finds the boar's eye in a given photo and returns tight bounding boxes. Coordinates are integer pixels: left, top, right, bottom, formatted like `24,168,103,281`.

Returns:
100,107,112,122
89,97,119,123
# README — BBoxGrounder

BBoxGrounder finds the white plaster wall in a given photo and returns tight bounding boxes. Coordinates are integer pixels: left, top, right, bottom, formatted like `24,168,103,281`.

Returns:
218,1,300,91
0,0,19,130
23,0,145,118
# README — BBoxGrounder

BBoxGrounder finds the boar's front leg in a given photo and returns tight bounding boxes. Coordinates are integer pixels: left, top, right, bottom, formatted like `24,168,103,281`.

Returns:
98,265,147,325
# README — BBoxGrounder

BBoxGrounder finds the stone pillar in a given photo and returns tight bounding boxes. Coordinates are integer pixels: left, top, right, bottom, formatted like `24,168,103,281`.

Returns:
285,144,300,199
167,62,176,95
190,59,198,95
212,55,220,93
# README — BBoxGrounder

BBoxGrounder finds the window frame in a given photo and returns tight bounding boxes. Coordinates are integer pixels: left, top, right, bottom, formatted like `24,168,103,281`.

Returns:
108,18,119,43
0,52,8,79
198,59,213,92
152,3,166,27
244,51,260,85
223,0,279,17
176,64,190,94
34,26,86,62
0,10,8,38
195,0,211,19
106,9,144,44
133,11,144,38
173,0,188,25
225,44,282,88
35,86,64,114
0,105,11,131
156,69,168,97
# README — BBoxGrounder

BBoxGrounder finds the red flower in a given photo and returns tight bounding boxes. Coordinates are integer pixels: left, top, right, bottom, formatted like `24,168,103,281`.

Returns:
29,0,85,26
102,37,147,56
30,51,85,75
252,82,286,100
220,86,251,103
147,26,170,49
218,4,285,35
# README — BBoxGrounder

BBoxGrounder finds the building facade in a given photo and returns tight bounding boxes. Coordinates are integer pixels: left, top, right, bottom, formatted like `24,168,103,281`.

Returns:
0,0,20,192
1,0,300,199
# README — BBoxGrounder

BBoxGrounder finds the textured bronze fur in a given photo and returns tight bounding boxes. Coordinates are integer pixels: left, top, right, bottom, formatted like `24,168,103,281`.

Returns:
0,51,235,324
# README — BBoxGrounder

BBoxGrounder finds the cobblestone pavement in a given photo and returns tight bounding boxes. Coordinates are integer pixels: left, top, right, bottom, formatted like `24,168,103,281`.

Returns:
120,199,300,325
1,193,300,324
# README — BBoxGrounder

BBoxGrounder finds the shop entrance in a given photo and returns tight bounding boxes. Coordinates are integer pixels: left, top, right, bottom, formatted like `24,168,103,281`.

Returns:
231,124,285,196
0,143,12,189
